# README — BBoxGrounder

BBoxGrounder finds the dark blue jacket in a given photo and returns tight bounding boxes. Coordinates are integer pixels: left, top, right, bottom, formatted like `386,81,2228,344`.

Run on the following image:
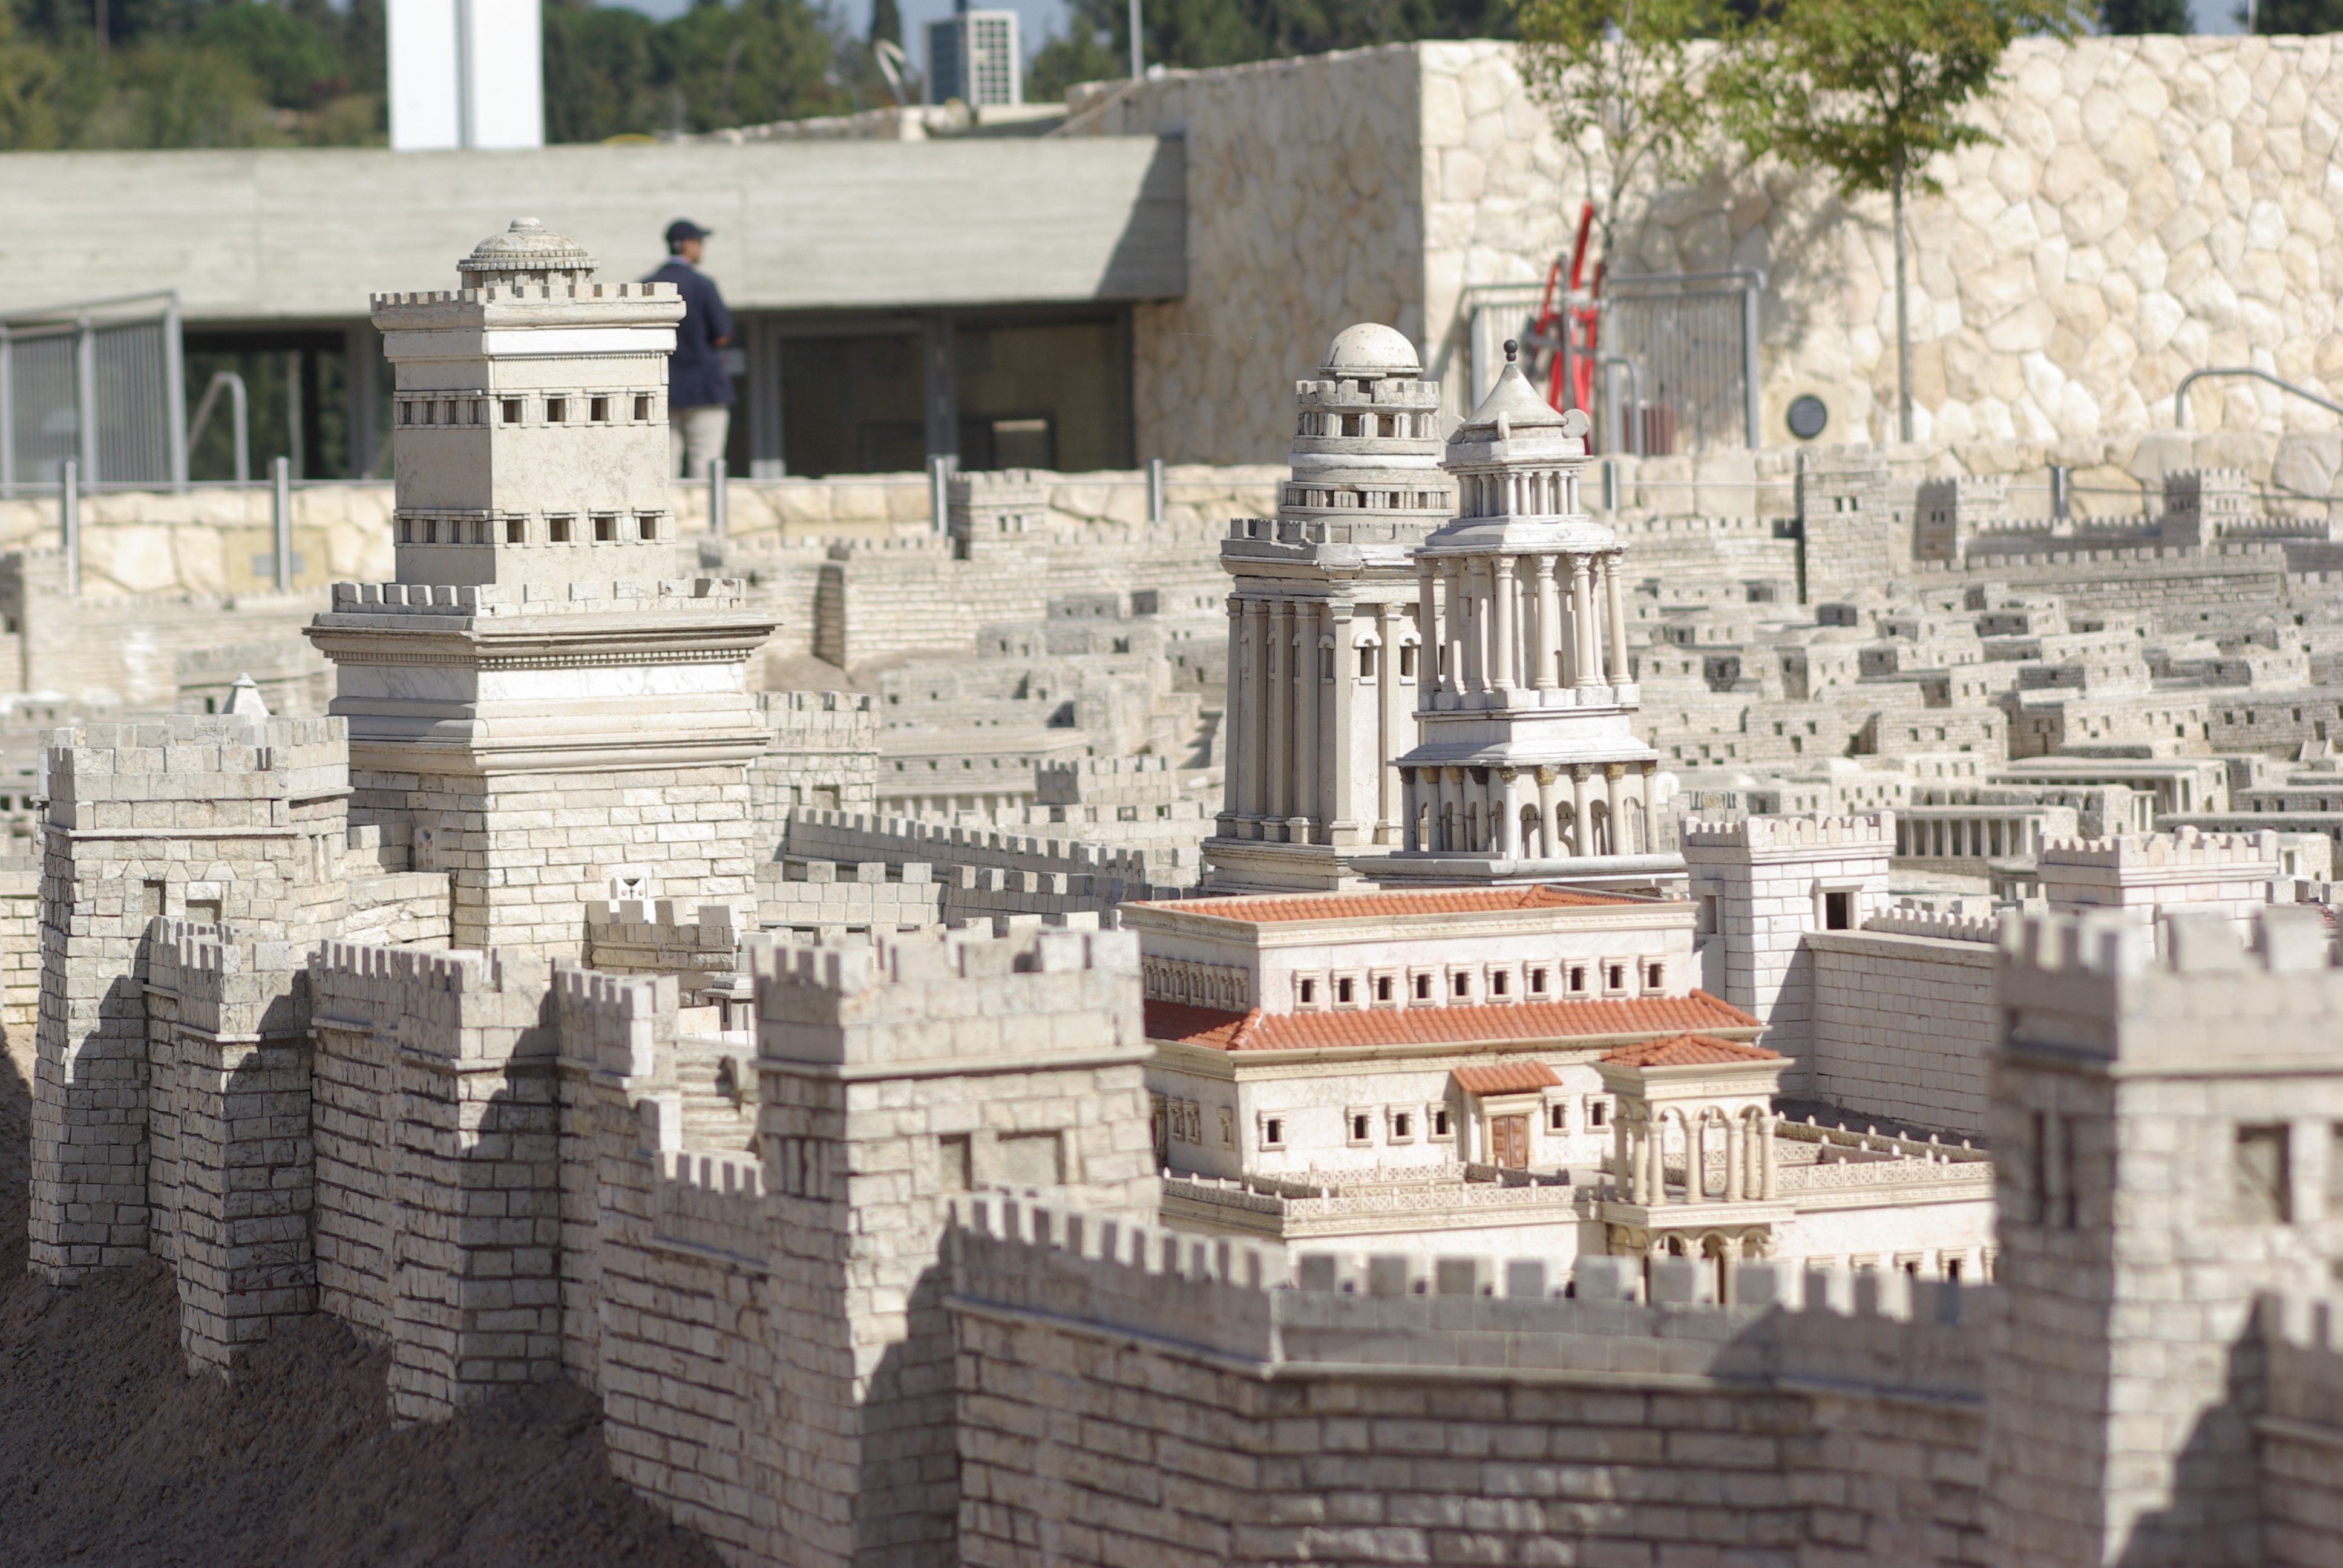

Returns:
644,257,736,408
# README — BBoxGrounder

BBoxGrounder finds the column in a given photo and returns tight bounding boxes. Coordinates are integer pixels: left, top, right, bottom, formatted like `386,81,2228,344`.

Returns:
1605,763,1627,854
1760,1114,1777,1200
1291,602,1319,843
1719,1235,1745,1304
1400,768,1420,851
1532,555,1561,692
1265,603,1291,824
1434,555,1452,689
1381,604,1410,843
1437,767,1461,852
1613,1111,1632,1201
1570,766,1590,854
1242,600,1270,829
1490,555,1517,695
1534,768,1558,859
1221,596,1248,828
1604,550,1632,685
1328,603,1358,844
1416,564,1438,697
1570,554,1599,692
1723,1115,1744,1202
1496,768,1521,857
1648,1111,1669,1205
1460,560,1486,697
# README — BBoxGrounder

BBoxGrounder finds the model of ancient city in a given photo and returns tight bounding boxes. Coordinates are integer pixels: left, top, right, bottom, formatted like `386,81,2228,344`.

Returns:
16,175,2343,1564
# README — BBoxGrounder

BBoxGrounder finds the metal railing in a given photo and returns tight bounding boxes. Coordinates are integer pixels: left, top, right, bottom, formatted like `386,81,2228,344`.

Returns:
1,289,186,491
2175,366,2343,428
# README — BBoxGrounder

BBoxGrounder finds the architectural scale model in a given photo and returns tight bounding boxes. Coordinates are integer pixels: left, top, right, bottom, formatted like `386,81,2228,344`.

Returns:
17,220,2343,1567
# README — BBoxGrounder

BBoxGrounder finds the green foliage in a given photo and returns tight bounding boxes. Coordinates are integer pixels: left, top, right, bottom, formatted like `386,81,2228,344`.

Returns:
2252,0,2342,30
1711,0,2087,200
2100,0,2188,30
1514,0,1737,263
543,0,663,140
1028,0,1511,92
868,0,898,44
190,1,340,106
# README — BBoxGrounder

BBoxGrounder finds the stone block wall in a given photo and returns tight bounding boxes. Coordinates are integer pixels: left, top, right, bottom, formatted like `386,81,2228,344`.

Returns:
1809,925,1999,1137
0,852,39,1083
29,713,348,1282
951,1205,1993,1567
750,690,878,834
585,900,741,1003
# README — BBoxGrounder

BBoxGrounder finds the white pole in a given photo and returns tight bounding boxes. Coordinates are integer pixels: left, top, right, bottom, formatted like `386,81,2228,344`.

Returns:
272,454,292,593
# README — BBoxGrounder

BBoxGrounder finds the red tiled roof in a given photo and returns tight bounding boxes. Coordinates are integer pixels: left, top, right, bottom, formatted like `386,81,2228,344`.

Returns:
1452,1061,1562,1095
1601,1033,1783,1067
1136,885,1637,924
1144,991,1761,1054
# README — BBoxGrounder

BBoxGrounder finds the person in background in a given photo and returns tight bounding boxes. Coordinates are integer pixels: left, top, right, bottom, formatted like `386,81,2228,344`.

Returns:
646,219,735,479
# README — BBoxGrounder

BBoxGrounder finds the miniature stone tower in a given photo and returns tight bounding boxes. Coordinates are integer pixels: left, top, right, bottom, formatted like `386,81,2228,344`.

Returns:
306,219,777,956
1381,346,1674,889
1206,324,1450,892
1987,905,2343,1567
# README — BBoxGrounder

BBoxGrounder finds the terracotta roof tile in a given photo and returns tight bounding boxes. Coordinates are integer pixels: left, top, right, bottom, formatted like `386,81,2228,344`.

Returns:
1136,885,1639,924
1452,1061,1562,1095
1601,1033,1784,1067
1144,991,1760,1054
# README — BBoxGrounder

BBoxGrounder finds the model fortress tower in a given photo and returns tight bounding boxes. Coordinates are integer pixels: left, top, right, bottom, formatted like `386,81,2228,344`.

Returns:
1207,324,1451,892
1385,345,1676,889
306,218,776,955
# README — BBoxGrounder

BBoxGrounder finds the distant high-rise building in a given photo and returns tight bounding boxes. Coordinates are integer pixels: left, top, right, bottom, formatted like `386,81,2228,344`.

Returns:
925,8,1021,107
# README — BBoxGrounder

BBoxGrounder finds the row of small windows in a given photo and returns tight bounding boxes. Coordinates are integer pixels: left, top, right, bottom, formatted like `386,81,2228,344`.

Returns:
1291,958,1665,1010
1297,411,1429,438
1283,486,1447,509
398,393,656,427
1257,1095,1616,1151
398,512,665,545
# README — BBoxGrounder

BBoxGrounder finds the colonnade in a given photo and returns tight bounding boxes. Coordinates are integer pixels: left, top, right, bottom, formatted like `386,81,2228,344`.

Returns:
1613,1103,1778,1206
1218,596,1415,844
1896,812,2050,860
1400,760,1655,858
1416,547,1633,704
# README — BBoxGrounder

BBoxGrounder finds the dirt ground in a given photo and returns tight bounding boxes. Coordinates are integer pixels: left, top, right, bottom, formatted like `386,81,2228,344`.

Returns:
0,1061,727,1567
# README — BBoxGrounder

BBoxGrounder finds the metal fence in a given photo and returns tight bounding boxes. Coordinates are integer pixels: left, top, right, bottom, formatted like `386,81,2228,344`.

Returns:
1463,270,1762,456
0,290,186,491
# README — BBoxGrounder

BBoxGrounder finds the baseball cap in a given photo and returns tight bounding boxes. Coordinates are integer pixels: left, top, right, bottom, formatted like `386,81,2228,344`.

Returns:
664,218,712,247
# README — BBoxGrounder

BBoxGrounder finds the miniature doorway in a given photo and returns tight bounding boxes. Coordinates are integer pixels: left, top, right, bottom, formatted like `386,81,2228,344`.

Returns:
1489,1114,1530,1169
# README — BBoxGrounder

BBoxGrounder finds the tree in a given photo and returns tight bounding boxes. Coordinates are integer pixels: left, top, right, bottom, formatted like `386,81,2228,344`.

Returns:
1513,0,1737,276
2100,0,2187,30
2251,0,2343,30
1714,0,2086,442
869,0,899,45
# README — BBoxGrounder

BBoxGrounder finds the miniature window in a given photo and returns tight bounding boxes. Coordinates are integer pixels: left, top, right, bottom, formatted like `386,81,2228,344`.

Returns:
1567,965,1588,995
2235,1124,2291,1223
1490,970,1509,998
547,397,568,423
399,402,413,426
1414,973,1432,1001
1298,978,1318,1006
1358,645,1375,678
1428,1106,1453,1140
1346,1108,1375,1146
938,1134,972,1191
1587,1099,1608,1129
1824,891,1853,930
593,514,617,542
1389,1109,1415,1143
1546,1102,1568,1133
1643,961,1664,990
1375,975,1394,1002
548,515,573,543
591,396,610,422
1529,967,1549,996
502,399,522,424
1398,645,1417,679
637,514,660,541
1335,977,1354,1005
1604,962,1627,993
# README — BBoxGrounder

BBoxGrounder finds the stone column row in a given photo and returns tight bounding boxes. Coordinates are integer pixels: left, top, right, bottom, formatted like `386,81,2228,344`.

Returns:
1617,1106,1779,1205
1401,762,1657,857
1417,549,1632,702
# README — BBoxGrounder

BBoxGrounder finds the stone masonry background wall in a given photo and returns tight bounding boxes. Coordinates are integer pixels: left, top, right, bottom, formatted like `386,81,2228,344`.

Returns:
1081,38,2343,479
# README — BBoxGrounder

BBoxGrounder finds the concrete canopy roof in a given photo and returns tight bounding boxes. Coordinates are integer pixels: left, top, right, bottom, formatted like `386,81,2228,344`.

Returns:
0,137,1187,322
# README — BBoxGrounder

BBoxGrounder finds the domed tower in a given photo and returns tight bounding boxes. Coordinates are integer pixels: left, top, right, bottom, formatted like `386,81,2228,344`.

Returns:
1206,324,1452,893
1379,345,1677,891
305,218,778,956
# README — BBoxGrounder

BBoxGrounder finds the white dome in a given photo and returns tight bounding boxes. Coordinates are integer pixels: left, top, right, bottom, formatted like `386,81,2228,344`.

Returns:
1320,322,1421,378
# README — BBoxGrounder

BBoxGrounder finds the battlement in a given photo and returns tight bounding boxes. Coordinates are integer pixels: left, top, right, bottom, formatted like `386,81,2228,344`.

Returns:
554,965,677,1079
1291,375,1440,406
326,578,750,617
307,940,555,1064
783,807,1161,880
2001,904,2336,983
1862,907,2002,943
1223,515,1440,549
368,280,678,306
2037,827,2281,869
1040,755,1171,777
750,923,1142,1069
1680,812,1894,850
147,919,307,1039
42,714,347,811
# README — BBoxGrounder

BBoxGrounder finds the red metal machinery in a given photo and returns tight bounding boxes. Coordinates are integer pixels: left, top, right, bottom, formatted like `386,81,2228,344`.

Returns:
1527,201,1602,414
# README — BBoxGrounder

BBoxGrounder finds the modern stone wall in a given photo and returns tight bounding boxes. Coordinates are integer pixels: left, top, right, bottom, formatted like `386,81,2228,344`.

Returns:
1080,38,2343,479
